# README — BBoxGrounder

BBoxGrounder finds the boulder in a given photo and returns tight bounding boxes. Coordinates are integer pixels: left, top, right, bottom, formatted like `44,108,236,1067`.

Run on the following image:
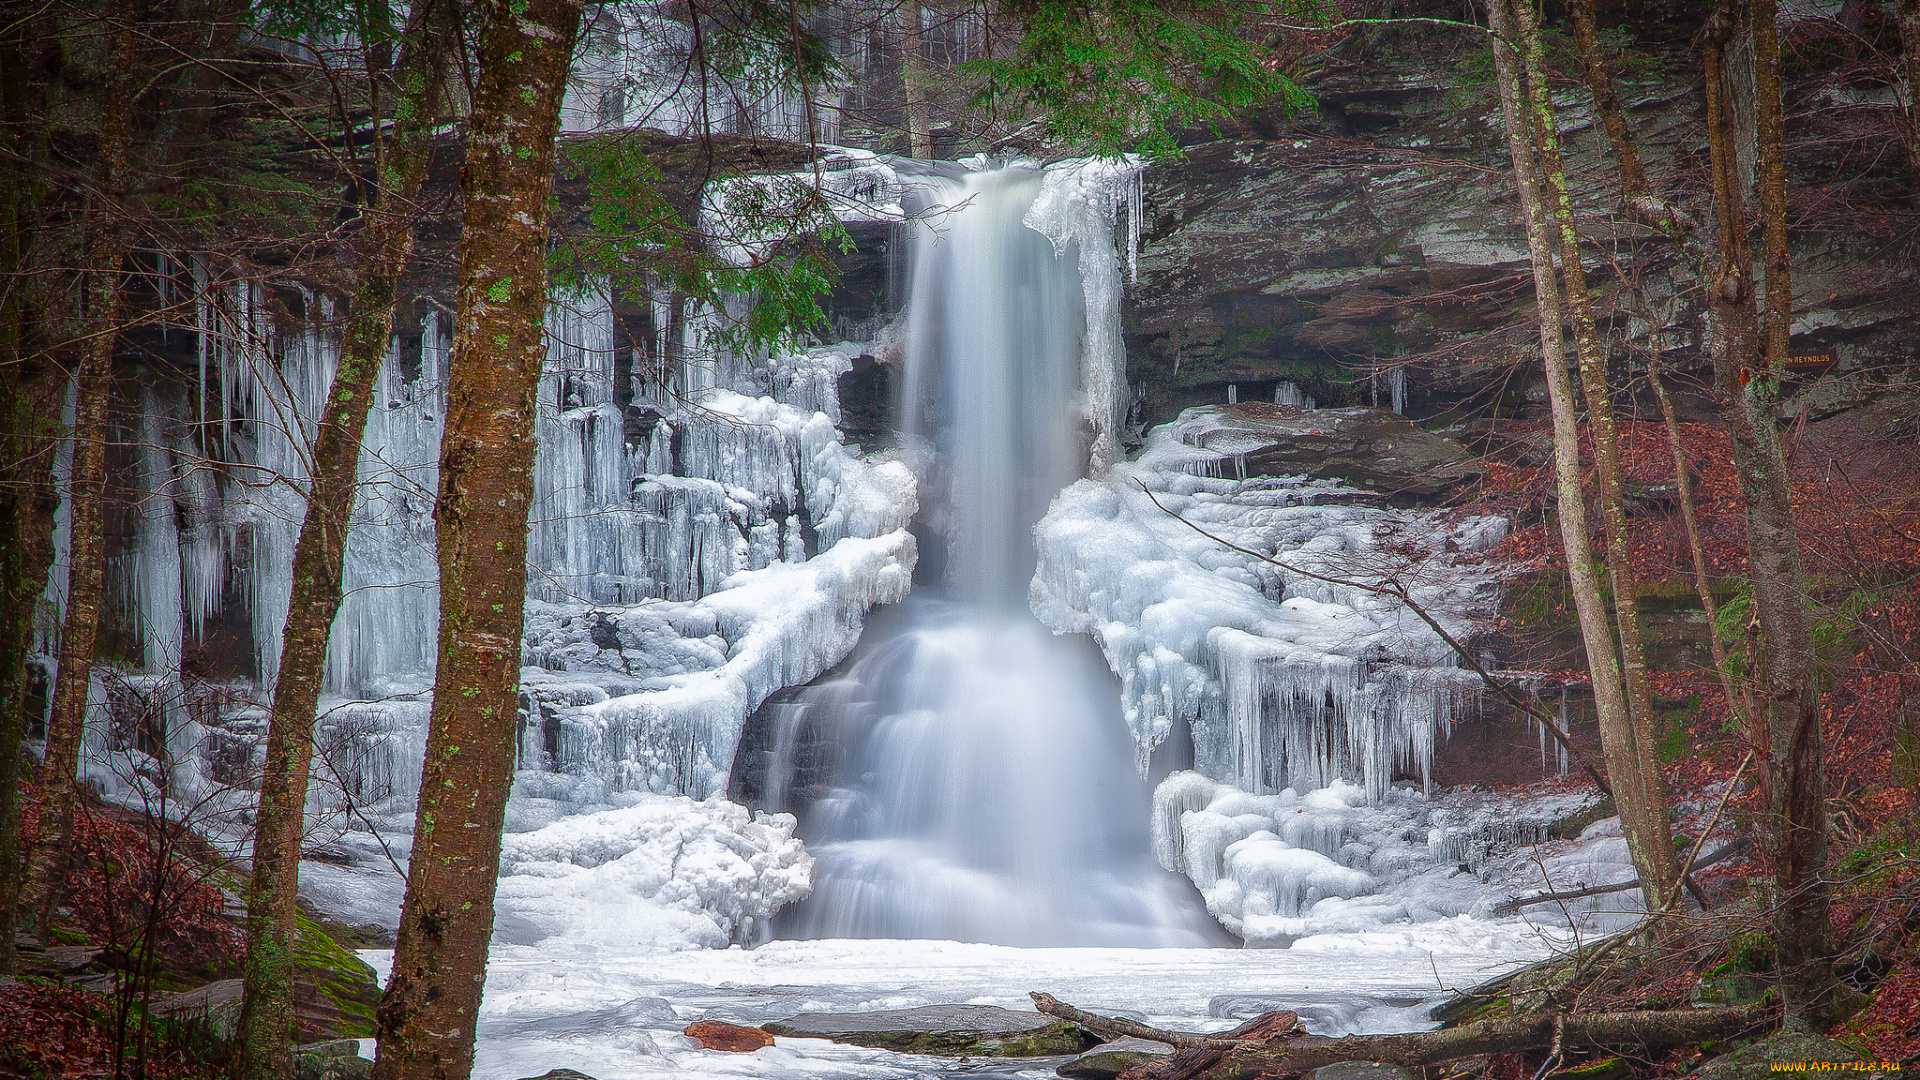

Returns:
763,1003,1099,1057
150,979,246,1042
1056,1037,1173,1079
1172,404,1481,501
293,1039,373,1080
513,1072,599,1080
683,1019,776,1052
1691,1032,1874,1080
1303,1063,1419,1080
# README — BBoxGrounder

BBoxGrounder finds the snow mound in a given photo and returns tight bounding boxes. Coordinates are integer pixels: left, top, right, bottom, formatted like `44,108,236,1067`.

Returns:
497,795,812,950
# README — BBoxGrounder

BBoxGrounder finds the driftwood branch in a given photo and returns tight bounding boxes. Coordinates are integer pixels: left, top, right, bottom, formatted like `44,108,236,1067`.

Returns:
1030,992,1222,1049
1032,994,1302,1080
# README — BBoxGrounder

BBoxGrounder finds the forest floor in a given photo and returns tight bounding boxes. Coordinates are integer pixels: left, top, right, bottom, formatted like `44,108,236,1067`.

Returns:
1450,394,1920,1075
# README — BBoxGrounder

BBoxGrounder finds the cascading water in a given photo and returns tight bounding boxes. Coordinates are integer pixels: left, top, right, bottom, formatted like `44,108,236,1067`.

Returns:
768,163,1222,947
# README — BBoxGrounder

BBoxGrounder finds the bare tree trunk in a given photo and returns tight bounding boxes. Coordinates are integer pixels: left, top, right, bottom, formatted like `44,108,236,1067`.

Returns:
1723,0,1835,1030
370,0,583,1076
0,3,64,976
1901,0,1920,173
1567,0,1649,201
1646,358,1744,723
1509,0,1680,912
899,2,933,159
1484,0,1679,915
234,4,461,1074
18,0,144,937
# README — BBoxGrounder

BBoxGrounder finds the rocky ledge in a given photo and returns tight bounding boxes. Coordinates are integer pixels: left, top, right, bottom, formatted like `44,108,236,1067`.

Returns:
1173,403,1481,502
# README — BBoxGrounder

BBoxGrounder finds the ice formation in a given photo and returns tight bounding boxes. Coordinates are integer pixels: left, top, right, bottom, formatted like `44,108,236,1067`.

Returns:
45,254,916,883
1152,771,1634,947
1033,416,1506,800
494,795,813,950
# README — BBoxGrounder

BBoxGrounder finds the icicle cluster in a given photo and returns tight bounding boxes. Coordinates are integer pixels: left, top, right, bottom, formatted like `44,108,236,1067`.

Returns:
51,262,916,828
1032,416,1507,802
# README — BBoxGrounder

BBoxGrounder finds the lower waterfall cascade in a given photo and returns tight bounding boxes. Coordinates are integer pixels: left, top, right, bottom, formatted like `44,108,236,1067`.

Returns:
30,152,1642,955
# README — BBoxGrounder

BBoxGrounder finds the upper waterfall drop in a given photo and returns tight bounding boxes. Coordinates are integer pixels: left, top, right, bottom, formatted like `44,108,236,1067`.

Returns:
761,157,1220,947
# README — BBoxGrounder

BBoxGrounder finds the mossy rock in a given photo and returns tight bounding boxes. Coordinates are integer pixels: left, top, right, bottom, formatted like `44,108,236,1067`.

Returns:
291,911,381,1040
293,1038,373,1080
1692,1032,1886,1080
765,1004,1099,1057
1546,796,1616,841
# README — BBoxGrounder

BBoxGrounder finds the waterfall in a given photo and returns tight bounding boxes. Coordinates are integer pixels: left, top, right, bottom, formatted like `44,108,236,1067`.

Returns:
764,160,1221,947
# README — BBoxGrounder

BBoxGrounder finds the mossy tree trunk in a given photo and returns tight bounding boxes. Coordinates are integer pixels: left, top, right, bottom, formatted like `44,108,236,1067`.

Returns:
1507,0,1681,914
0,1,66,976
233,4,462,1076
370,0,583,1075
1704,0,1835,1029
18,0,145,938
1483,0,1679,917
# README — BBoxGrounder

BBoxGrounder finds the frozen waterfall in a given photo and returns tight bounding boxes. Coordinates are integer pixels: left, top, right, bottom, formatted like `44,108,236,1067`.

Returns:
753,160,1221,947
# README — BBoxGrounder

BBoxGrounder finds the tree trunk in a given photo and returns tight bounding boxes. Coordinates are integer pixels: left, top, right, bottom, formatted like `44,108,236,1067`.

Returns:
899,2,933,159
0,3,64,976
1646,358,1745,724
1567,0,1649,201
17,0,144,937
1483,0,1678,916
1509,0,1681,912
1706,0,1835,1030
370,0,582,1076
233,4,460,1075
1901,0,1920,173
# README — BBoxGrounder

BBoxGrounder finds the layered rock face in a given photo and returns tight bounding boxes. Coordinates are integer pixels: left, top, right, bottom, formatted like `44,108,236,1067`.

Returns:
1124,44,1920,429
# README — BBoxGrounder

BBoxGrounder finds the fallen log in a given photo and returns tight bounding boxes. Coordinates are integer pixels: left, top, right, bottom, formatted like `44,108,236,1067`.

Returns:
1210,1004,1769,1078
1032,994,1770,1080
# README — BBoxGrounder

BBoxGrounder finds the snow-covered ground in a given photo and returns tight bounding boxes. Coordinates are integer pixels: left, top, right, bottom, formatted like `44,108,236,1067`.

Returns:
356,925,1571,1080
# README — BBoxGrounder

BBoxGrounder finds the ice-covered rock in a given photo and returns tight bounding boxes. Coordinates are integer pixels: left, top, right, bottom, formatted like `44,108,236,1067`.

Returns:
1033,416,1505,799
1153,771,1633,946
518,529,916,800
495,794,813,949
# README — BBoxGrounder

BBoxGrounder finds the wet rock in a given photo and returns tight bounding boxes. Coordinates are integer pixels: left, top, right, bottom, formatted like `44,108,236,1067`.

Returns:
1175,404,1482,501
150,978,246,1042
1303,1063,1419,1080
293,1039,373,1080
1691,1032,1873,1080
1056,1036,1172,1078
764,1003,1099,1056
513,1071,600,1080
683,1019,777,1052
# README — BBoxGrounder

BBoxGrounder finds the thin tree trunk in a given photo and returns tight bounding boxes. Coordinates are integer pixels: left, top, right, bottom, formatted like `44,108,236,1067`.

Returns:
1721,0,1834,1029
1567,0,1649,201
370,0,582,1075
1510,0,1680,912
233,4,460,1075
18,0,144,937
898,2,933,159
0,4,64,975
1645,358,1745,724
1484,0,1679,915
1901,0,1920,173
